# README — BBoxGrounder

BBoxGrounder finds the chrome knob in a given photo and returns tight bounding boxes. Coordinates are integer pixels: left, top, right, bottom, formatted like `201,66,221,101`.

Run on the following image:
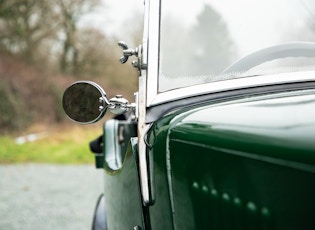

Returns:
118,41,139,64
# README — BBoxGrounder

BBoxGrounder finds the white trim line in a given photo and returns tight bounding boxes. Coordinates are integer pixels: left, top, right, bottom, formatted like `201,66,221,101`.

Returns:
148,71,315,106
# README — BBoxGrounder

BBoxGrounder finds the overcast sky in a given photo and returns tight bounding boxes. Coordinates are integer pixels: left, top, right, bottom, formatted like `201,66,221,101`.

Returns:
80,0,144,38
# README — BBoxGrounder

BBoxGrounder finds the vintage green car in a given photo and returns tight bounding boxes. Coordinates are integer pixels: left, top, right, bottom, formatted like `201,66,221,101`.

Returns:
62,0,315,229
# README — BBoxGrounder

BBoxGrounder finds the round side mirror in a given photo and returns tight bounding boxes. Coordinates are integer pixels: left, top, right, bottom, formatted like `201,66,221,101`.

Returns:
62,81,109,124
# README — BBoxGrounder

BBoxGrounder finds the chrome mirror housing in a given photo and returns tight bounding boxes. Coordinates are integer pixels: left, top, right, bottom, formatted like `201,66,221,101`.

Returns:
62,81,135,124
62,81,109,124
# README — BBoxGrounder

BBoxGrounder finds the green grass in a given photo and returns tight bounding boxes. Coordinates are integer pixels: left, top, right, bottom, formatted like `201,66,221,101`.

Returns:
0,125,103,164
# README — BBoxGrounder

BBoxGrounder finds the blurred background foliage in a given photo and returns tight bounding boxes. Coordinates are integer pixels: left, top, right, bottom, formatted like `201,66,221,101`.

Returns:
0,0,142,135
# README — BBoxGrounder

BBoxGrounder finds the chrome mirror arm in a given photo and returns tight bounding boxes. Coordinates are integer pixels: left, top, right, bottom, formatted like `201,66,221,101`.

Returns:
108,95,136,115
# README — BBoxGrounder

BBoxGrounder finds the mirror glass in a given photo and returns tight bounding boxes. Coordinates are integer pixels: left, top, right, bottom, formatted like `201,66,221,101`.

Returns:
62,81,108,124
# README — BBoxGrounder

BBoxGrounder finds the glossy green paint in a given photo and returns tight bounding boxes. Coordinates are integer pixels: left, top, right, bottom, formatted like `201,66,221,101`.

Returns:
148,89,315,229
102,120,144,229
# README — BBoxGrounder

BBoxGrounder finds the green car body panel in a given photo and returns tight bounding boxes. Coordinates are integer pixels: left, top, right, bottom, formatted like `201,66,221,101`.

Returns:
145,89,315,229
102,119,145,229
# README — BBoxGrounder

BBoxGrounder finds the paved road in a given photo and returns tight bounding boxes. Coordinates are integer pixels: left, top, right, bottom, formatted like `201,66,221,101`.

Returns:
0,164,104,230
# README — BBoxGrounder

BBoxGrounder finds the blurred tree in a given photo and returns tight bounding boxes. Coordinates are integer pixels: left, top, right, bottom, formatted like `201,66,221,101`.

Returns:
56,0,100,74
0,0,59,63
189,4,236,75
0,0,100,70
160,4,236,78
75,28,115,76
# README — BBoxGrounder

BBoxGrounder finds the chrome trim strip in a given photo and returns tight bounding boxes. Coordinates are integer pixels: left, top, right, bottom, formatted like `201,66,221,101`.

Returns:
138,73,152,205
146,0,160,107
136,0,156,206
141,0,149,69
148,71,315,106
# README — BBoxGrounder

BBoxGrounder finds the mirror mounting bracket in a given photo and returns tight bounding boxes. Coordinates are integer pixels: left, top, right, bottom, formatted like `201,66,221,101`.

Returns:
118,41,147,72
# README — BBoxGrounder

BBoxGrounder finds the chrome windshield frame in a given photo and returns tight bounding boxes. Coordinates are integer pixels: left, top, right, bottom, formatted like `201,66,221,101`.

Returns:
145,0,160,107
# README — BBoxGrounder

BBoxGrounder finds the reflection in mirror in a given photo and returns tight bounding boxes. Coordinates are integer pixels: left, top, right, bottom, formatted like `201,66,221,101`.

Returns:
62,81,108,124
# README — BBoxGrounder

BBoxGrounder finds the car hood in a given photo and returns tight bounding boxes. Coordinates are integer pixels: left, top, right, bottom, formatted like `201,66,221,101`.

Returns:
166,89,315,167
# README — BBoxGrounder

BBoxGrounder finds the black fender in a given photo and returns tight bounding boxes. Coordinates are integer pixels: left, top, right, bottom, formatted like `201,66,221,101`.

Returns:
91,194,107,230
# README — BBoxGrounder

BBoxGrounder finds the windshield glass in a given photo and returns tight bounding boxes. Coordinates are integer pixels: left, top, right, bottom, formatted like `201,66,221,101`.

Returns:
159,0,315,92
